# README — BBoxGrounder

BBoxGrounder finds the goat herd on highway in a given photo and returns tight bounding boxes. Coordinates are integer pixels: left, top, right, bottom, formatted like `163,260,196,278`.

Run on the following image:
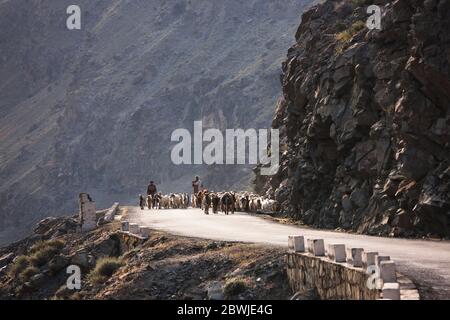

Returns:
139,191,279,215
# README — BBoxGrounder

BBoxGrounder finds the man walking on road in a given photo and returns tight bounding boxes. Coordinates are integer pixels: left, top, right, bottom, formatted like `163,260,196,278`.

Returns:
192,176,202,194
192,176,202,208
147,181,157,208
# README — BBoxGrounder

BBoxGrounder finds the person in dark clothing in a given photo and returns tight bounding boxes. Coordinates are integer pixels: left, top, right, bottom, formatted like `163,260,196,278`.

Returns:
147,181,157,195
147,181,157,207
192,176,202,195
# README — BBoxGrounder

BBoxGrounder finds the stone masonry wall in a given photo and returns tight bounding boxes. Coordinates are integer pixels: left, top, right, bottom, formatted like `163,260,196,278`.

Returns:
285,235,420,300
286,252,379,300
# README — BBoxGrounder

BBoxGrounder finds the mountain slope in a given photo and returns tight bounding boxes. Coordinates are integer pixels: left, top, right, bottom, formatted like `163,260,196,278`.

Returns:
0,0,316,244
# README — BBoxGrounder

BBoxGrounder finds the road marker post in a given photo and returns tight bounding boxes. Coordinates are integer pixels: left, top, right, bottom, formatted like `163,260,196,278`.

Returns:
346,248,364,267
380,260,397,283
288,236,305,253
307,239,325,256
328,244,346,262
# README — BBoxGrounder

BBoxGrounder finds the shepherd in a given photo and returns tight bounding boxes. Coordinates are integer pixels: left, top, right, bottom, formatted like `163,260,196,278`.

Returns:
192,176,202,208
147,181,157,208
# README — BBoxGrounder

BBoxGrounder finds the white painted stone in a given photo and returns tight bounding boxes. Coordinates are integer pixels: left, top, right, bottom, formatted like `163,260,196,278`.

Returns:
140,226,151,238
288,236,305,252
121,221,129,232
346,247,364,267
362,252,378,268
308,239,325,256
376,255,390,266
129,223,140,234
382,283,400,300
79,193,97,231
380,260,397,283
327,244,346,262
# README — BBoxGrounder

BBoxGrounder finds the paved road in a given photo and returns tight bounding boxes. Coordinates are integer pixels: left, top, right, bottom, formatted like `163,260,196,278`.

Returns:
128,207,450,299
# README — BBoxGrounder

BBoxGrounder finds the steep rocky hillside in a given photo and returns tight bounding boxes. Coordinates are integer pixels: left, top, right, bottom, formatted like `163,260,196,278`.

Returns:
0,210,292,300
261,0,450,237
0,0,315,244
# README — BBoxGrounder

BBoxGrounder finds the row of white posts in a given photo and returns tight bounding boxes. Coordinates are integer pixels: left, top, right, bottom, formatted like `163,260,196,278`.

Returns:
120,221,151,239
288,236,400,300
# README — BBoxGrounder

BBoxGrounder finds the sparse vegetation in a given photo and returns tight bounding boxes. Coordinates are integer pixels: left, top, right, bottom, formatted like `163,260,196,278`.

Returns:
28,240,65,267
1,223,292,300
336,20,366,43
30,246,59,267
223,277,250,297
8,240,66,280
19,266,39,282
30,239,65,253
9,255,31,277
88,257,123,283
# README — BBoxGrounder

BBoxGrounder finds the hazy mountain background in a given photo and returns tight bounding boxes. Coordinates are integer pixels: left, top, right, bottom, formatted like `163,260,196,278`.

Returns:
0,0,315,244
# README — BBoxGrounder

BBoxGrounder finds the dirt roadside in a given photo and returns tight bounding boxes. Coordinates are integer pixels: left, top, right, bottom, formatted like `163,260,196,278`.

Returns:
0,211,295,300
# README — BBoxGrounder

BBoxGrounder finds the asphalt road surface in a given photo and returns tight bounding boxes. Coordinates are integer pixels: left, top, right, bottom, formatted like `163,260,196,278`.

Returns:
128,207,450,299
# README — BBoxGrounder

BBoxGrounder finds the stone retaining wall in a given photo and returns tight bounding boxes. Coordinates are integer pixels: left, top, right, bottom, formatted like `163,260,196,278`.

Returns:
287,252,380,300
286,236,420,300
117,230,148,252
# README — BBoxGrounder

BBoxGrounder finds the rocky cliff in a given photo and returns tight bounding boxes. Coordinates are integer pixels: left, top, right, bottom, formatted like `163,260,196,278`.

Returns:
261,0,450,237
0,0,315,244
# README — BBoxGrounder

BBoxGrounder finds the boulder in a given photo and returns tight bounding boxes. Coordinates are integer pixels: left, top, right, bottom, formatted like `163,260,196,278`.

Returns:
70,251,89,269
206,281,224,300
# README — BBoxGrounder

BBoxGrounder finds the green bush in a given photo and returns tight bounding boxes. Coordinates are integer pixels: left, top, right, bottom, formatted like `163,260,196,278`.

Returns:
223,277,249,298
19,266,39,282
88,257,123,283
9,255,31,277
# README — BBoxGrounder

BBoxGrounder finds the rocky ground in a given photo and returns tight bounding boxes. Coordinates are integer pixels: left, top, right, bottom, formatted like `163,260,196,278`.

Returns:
0,209,294,300
258,0,450,238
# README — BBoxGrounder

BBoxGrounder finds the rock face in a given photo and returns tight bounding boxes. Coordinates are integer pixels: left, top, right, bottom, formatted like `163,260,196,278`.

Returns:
261,0,450,237
0,0,316,244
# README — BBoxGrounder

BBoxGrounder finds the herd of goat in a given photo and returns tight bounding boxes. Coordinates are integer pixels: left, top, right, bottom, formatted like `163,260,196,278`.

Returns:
140,191,279,215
